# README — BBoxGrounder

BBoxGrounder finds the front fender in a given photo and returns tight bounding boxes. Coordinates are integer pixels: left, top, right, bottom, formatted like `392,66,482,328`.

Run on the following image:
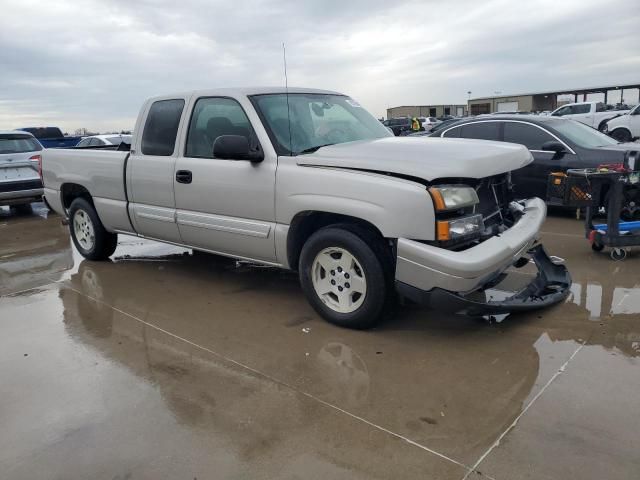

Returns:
276,162,435,240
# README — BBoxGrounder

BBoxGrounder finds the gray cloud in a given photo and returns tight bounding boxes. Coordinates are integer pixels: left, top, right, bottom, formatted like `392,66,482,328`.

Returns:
0,0,638,132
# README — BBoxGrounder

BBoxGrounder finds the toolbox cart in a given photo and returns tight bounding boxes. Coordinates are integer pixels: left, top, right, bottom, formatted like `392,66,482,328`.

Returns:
546,151,640,261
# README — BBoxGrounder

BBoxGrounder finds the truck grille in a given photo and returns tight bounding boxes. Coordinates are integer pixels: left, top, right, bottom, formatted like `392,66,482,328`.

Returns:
474,174,513,230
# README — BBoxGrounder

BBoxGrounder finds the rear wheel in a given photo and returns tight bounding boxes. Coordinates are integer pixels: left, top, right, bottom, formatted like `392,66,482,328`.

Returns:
299,226,391,329
69,198,117,260
610,128,632,143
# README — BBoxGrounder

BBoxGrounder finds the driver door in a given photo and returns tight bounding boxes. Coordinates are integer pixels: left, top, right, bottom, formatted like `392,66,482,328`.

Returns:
173,96,277,262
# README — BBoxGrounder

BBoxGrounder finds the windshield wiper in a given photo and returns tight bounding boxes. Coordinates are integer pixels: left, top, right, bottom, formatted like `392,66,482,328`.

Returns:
297,143,336,155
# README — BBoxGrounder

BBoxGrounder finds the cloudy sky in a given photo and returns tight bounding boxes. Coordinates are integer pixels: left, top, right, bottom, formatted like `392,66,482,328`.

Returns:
1,0,638,132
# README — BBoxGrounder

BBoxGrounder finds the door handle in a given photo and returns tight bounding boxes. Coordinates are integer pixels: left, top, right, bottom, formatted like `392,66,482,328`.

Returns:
175,170,192,184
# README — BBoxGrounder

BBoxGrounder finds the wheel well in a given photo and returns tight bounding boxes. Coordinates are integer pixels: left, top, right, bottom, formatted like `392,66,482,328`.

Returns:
287,211,388,271
610,126,631,136
61,183,93,210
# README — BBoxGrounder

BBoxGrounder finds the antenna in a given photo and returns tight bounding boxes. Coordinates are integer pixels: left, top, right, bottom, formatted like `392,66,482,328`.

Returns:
282,42,293,155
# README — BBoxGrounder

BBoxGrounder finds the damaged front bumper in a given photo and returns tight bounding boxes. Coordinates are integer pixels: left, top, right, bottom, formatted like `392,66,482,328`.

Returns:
396,244,571,316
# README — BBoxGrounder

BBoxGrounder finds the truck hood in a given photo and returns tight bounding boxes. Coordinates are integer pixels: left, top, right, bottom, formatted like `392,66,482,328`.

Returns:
296,137,533,181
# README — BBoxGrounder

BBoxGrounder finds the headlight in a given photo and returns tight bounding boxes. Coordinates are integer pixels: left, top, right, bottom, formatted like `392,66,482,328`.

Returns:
429,185,479,211
437,214,484,241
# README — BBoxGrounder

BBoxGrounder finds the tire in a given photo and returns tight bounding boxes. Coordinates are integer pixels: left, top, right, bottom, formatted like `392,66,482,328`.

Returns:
68,198,118,260
298,225,392,329
611,248,627,261
610,128,632,143
591,242,604,252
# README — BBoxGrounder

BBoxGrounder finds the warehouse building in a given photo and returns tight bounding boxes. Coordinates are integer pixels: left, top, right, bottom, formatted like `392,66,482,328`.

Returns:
468,82,640,115
386,104,467,119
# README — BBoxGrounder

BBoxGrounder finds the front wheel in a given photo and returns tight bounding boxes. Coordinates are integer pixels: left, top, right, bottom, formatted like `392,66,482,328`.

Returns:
69,198,118,260
299,226,391,329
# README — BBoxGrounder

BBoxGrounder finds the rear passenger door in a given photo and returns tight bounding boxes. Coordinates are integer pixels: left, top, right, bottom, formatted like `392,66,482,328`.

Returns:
172,96,277,262
128,97,187,243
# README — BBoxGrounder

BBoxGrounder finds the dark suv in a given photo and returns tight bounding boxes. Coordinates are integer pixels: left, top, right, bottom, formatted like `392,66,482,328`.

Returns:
382,117,412,136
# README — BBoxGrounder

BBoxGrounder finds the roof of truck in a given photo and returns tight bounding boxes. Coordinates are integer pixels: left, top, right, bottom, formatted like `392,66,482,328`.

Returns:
146,87,344,102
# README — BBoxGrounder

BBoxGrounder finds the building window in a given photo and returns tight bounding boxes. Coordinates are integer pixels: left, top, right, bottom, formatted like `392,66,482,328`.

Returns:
444,107,450,115
429,108,437,117
470,103,490,115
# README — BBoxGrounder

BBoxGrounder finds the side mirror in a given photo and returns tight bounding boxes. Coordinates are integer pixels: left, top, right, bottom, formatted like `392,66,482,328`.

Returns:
213,135,263,162
541,140,566,155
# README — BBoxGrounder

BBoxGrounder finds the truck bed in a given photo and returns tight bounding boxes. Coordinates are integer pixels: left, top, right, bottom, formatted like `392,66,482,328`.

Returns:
42,148,132,232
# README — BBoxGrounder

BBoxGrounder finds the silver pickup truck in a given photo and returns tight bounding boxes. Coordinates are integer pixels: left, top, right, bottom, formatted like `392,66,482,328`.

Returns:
42,87,570,328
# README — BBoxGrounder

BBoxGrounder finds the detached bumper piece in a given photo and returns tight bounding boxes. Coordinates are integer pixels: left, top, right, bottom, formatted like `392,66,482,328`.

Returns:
397,244,571,316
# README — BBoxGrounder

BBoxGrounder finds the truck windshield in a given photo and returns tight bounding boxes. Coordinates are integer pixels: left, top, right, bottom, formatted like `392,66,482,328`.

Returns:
551,120,619,148
0,134,42,154
250,93,392,155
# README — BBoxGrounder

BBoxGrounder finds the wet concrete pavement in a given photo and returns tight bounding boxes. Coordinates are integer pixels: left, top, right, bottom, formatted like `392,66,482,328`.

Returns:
1,203,639,479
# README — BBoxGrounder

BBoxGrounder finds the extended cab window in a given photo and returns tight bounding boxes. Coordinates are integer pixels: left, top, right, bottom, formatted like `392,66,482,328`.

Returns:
185,97,256,158
459,122,500,141
141,99,185,156
503,122,554,150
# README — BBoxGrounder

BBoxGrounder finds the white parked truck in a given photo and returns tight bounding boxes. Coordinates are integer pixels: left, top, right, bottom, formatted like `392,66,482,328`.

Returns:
42,87,570,328
550,101,629,131
604,104,640,143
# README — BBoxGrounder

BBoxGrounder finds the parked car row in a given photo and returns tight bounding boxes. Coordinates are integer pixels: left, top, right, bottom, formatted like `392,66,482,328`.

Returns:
382,116,466,136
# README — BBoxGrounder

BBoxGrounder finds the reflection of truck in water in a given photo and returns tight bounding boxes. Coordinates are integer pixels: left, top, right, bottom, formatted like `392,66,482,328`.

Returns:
60,249,639,467
0,214,73,294
61,257,541,461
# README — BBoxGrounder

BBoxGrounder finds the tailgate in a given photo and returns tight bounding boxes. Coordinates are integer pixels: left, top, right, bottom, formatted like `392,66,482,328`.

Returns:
0,160,41,191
